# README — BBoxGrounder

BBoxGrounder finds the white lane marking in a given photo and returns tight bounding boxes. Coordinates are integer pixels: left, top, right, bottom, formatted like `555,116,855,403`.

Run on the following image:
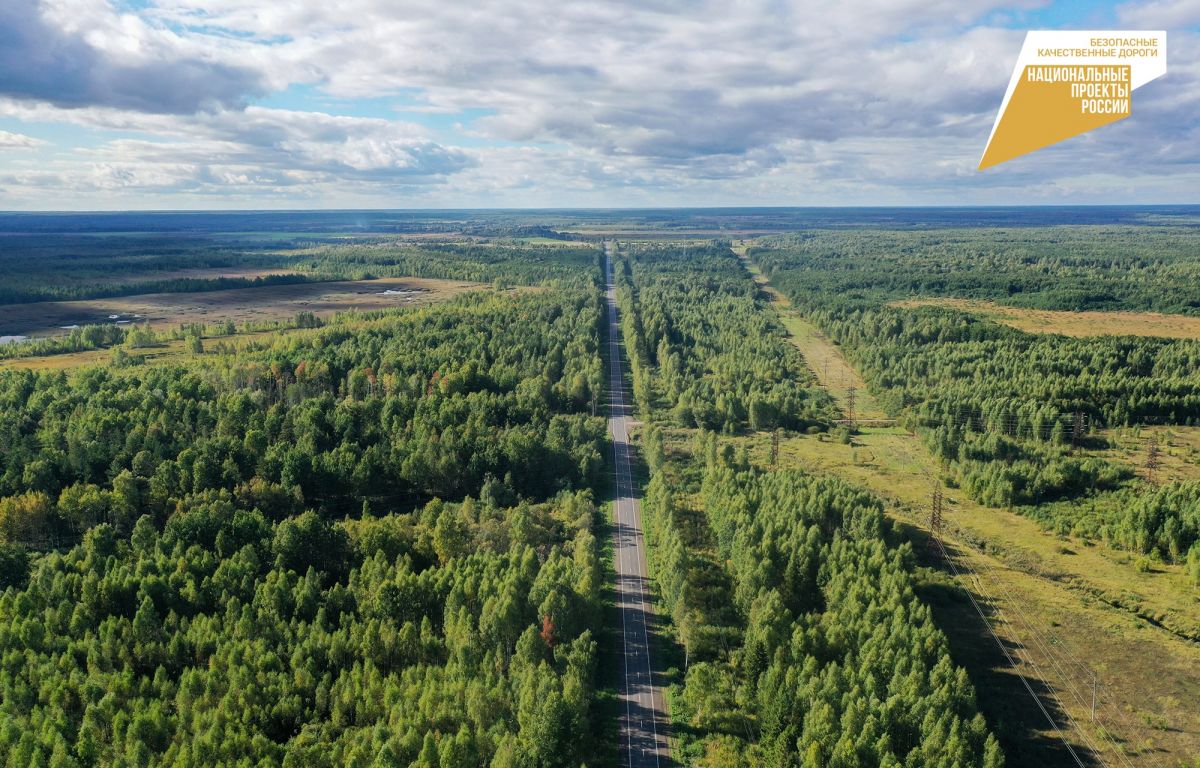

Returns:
604,246,663,768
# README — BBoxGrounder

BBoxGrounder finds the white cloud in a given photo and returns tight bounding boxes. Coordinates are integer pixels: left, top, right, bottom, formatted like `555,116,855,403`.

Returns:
0,130,45,148
0,0,266,113
0,0,1196,206
1117,0,1200,28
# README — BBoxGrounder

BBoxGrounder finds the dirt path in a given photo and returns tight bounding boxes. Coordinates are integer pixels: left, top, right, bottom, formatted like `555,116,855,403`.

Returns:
735,242,1200,768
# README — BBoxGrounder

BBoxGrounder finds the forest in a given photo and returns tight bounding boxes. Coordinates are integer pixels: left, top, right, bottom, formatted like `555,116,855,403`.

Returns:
0,261,609,765
0,230,599,307
4,210,1199,767
750,232,1200,567
614,242,833,433
751,227,1200,315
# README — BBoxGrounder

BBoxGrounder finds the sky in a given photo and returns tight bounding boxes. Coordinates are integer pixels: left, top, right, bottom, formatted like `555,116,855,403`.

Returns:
0,0,1197,209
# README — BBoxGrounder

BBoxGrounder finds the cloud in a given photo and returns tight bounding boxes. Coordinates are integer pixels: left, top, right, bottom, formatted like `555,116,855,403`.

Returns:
146,0,1040,169
0,130,45,148
0,0,266,113
1116,0,1200,28
0,100,474,202
0,0,1197,207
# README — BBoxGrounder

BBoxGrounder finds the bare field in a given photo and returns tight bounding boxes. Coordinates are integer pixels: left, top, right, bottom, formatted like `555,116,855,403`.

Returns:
893,297,1200,339
0,276,482,338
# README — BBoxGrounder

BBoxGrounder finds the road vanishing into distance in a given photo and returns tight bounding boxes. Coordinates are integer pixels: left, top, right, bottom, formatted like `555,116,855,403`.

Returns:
604,242,670,768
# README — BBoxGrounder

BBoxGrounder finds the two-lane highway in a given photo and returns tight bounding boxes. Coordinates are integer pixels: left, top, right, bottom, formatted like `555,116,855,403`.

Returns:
604,242,670,768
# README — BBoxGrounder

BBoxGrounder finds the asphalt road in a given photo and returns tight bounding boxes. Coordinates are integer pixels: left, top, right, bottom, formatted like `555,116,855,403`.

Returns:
604,242,670,768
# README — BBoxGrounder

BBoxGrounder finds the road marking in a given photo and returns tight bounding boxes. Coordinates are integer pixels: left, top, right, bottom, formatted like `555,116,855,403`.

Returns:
605,244,665,768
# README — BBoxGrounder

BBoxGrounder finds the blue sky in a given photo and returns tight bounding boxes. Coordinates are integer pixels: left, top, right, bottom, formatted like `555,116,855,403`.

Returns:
0,0,1196,209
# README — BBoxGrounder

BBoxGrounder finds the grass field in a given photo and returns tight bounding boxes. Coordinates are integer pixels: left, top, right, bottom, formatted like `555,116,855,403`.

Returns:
735,243,1200,768
0,276,481,339
893,297,1200,339
1096,425,1200,484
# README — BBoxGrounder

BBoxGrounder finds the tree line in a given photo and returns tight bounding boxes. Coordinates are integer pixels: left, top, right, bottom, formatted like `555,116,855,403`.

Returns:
614,242,833,433
750,233,1200,567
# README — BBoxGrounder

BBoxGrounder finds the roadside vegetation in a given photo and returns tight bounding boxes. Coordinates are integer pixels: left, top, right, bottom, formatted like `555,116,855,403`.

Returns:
614,242,1001,766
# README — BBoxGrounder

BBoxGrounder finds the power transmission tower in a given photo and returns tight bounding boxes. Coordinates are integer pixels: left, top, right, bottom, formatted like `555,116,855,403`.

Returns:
845,385,857,433
1070,410,1086,454
770,428,781,467
1145,434,1161,481
927,487,944,557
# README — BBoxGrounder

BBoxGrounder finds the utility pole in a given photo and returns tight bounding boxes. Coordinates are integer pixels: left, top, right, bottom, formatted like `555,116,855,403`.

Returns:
846,385,857,433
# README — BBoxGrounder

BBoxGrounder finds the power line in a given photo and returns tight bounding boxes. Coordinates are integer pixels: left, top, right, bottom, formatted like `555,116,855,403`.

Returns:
973,561,1130,768
883,432,1120,766
1144,435,1161,482
930,535,1091,768
927,486,944,558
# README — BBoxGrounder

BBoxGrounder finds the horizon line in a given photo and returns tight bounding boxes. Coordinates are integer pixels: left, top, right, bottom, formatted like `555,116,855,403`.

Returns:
2,203,1200,215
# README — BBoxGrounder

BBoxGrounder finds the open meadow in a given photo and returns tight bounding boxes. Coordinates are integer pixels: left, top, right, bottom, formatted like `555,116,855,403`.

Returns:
894,297,1200,339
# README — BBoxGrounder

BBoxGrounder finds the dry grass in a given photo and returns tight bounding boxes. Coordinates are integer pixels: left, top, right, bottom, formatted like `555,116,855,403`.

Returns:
893,297,1200,340
0,276,481,339
732,242,887,420
733,426,1200,766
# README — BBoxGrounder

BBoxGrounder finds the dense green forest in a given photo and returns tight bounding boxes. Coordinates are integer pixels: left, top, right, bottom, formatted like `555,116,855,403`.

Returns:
615,242,1002,766
0,269,610,765
678,449,1002,768
750,232,1200,566
0,233,310,304
293,241,600,288
751,227,1200,314
5,215,1198,766
0,490,603,766
0,288,606,544
614,242,833,432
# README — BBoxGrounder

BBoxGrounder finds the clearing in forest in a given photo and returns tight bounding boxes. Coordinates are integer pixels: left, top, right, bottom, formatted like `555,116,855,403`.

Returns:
893,297,1200,339
732,244,887,421
0,276,481,340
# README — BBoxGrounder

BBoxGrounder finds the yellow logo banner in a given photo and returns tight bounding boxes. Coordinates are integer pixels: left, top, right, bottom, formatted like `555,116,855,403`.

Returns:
980,32,1166,170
